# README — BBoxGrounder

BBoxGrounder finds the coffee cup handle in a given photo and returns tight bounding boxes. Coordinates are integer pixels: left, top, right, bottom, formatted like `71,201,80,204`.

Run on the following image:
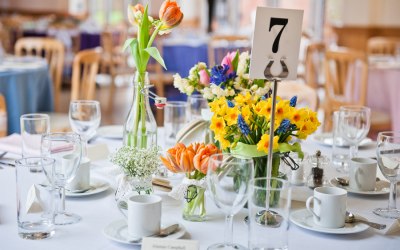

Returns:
306,196,321,221
117,200,128,219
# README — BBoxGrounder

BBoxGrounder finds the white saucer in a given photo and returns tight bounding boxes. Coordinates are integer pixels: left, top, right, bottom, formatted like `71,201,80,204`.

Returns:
66,178,110,197
329,178,390,195
312,133,374,148
97,125,123,139
103,220,186,245
290,209,369,234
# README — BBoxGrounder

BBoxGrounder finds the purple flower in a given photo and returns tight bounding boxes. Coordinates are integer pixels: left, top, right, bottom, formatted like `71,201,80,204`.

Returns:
238,114,250,136
210,64,237,86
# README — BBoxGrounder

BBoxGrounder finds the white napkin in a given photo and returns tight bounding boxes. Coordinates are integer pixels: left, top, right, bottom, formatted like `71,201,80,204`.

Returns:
0,133,22,155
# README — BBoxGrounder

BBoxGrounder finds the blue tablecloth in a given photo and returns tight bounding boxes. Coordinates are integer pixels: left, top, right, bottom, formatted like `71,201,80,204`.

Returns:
0,66,54,134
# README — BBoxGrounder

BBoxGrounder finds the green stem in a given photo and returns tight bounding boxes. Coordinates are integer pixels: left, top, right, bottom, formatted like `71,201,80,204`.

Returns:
147,23,163,48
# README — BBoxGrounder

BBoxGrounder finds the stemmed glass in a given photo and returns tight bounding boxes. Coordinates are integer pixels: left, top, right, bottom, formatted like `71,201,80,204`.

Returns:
69,100,101,155
373,131,400,219
41,133,83,225
207,153,254,250
339,106,371,160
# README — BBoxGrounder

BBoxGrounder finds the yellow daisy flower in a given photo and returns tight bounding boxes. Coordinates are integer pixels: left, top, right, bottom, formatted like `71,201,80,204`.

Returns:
224,107,240,126
257,134,279,154
210,116,226,135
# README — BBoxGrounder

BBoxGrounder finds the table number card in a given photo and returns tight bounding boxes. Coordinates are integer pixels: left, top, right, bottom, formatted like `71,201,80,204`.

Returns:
142,238,199,250
249,7,304,80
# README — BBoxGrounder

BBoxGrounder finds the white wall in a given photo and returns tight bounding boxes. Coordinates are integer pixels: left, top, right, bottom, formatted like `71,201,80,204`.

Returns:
327,0,400,26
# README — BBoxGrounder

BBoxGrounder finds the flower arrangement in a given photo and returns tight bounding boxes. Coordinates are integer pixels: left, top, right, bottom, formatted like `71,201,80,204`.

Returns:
110,146,160,178
160,142,220,221
173,51,271,101
123,1,183,147
208,93,321,178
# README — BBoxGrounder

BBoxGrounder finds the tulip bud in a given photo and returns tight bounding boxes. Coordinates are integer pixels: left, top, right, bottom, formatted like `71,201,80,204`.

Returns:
159,0,184,31
127,4,144,25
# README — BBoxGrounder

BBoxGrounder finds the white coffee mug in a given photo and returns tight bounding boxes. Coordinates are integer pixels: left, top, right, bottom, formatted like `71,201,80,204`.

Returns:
120,194,162,238
306,187,347,228
66,157,91,192
349,157,377,191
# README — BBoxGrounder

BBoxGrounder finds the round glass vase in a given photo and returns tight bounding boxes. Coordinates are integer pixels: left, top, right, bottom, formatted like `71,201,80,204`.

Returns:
123,71,157,148
115,175,153,202
182,185,206,222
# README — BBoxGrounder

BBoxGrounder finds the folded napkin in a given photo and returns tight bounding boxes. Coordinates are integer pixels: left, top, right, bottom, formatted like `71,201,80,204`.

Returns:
0,133,23,156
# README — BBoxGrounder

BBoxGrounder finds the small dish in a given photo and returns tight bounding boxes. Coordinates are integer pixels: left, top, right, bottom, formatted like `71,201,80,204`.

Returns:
312,133,374,148
330,177,390,195
65,178,110,197
96,125,124,139
103,220,186,245
290,209,369,234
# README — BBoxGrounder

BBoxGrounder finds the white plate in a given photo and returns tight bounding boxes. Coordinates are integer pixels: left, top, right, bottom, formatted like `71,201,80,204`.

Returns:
66,178,110,197
97,125,123,139
103,220,186,245
290,209,369,234
312,133,374,148
329,178,390,195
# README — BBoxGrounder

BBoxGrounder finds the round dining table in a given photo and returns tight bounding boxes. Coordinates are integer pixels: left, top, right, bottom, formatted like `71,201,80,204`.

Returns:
0,128,399,250
0,56,54,134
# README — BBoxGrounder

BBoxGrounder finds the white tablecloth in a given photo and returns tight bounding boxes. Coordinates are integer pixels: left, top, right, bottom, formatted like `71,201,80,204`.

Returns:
0,130,399,250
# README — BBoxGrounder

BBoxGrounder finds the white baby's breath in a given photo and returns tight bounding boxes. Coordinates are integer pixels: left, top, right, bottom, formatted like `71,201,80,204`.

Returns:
110,146,160,177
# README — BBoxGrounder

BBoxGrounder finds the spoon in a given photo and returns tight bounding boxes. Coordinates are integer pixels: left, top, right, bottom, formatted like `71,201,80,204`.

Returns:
345,212,386,230
128,223,180,243
335,177,381,186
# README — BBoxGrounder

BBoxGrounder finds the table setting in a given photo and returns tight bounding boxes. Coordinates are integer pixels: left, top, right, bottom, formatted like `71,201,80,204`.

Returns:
1,2,400,250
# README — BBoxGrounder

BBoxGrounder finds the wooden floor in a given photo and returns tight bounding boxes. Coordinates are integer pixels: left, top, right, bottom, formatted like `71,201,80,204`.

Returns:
59,83,134,126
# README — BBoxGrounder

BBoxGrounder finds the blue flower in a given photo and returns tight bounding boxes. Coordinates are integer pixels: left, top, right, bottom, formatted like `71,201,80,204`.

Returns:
210,64,237,86
290,96,297,107
227,100,234,107
261,96,266,100
237,114,250,136
277,119,291,134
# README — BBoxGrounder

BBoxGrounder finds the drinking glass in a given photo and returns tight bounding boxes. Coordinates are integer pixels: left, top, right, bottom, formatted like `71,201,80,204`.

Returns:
248,177,291,250
20,113,50,157
41,132,83,225
373,131,400,219
164,101,190,146
207,153,254,250
69,100,101,155
338,106,371,159
187,94,209,120
332,111,349,173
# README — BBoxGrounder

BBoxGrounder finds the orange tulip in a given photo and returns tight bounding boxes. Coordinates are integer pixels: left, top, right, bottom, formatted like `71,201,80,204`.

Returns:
159,0,184,32
127,4,144,25
193,144,220,174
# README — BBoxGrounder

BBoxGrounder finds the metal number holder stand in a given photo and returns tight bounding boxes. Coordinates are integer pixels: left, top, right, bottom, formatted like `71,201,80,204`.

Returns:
256,57,289,227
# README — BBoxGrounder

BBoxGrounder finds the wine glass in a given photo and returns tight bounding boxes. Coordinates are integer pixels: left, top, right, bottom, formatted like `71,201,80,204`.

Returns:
69,100,101,155
41,132,83,225
338,105,371,161
207,153,254,250
373,131,400,219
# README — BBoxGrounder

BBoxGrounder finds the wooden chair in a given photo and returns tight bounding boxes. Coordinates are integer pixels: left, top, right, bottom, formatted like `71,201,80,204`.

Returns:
207,35,251,67
50,49,101,132
15,37,65,111
367,37,400,55
304,42,326,89
322,48,391,133
278,81,319,111
0,94,7,137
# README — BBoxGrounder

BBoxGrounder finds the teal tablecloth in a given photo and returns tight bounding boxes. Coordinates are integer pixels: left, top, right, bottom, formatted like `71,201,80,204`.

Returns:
0,65,54,134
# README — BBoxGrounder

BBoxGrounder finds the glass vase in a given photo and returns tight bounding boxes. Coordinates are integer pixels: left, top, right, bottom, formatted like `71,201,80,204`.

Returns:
123,71,157,148
115,175,153,202
182,185,206,222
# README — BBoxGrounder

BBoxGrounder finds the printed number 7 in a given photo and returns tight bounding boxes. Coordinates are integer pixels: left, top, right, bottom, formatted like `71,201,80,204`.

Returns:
269,17,288,53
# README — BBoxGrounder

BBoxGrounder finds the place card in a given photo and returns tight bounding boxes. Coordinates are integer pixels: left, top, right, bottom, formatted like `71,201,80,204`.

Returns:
142,238,199,250
249,7,303,80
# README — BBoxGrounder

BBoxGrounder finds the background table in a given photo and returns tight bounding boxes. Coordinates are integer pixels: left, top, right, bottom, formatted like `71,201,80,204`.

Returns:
0,57,54,134
367,64,400,131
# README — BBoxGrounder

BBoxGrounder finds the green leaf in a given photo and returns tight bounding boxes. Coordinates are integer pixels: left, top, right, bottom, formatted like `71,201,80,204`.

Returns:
278,142,304,159
144,47,167,70
232,50,240,72
139,5,150,52
130,39,141,70
123,38,136,52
